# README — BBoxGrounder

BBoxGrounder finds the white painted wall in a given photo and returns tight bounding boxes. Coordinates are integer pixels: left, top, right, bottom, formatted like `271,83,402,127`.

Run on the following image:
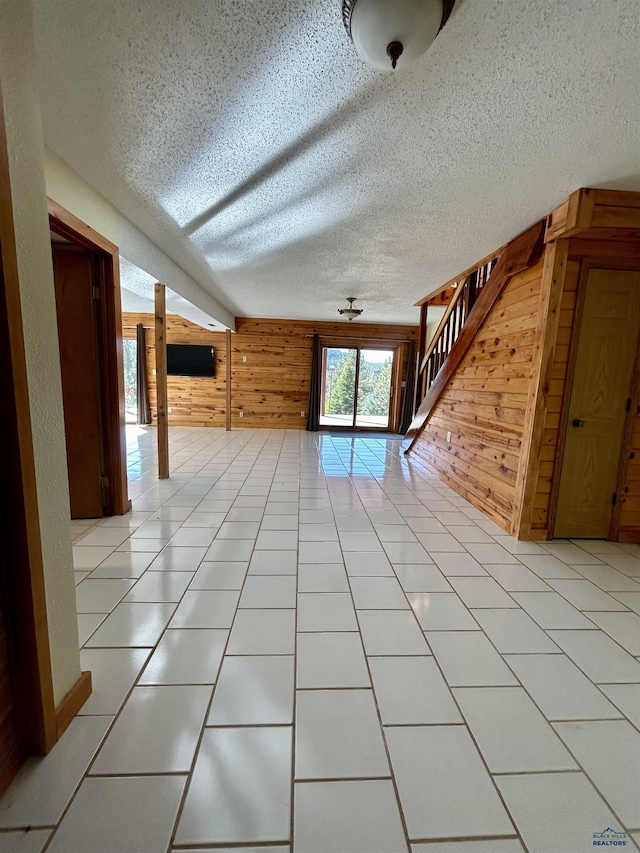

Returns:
0,0,81,704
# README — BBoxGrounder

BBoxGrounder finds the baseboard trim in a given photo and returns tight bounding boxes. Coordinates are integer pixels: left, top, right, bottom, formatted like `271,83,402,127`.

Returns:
617,531,640,544
55,670,92,739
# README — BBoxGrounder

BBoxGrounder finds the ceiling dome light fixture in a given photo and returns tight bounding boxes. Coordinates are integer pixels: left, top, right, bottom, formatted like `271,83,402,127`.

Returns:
338,297,364,321
341,0,454,71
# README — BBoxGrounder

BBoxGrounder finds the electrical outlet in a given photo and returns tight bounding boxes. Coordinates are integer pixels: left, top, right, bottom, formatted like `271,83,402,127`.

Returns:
301,411,305,417
168,407,172,413
447,431,451,442
242,355,247,363
152,368,156,375
239,411,244,418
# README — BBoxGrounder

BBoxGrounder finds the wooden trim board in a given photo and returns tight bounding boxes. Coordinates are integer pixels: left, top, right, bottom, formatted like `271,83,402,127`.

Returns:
154,283,169,478
54,671,92,740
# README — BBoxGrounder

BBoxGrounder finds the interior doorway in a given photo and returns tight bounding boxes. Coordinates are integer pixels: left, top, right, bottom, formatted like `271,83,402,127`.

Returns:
554,269,640,538
122,338,138,423
49,201,130,519
320,346,395,430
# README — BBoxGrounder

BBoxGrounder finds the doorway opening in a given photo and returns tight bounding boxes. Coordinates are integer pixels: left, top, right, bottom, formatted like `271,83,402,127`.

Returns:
49,201,130,519
320,347,395,430
122,338,138,424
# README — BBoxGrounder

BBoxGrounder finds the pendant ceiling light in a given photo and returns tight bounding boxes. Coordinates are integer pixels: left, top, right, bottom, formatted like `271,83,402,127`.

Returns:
342,0,454,71
338,297,364,321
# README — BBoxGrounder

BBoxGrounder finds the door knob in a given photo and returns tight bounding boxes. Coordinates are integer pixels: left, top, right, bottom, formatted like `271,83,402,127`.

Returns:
572,418,586,428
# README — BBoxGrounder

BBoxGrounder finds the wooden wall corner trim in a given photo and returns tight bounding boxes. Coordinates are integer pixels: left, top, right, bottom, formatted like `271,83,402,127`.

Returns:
226,329,232,431
154,284,169,478
511,239,570,538
54,671,92,741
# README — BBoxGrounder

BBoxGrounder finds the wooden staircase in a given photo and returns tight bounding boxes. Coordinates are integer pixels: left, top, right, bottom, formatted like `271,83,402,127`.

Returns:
403,220,546,452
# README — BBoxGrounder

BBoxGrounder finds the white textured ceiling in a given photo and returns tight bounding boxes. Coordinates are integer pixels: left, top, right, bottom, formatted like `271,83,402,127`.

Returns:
120,257,226,329
33,0,640,326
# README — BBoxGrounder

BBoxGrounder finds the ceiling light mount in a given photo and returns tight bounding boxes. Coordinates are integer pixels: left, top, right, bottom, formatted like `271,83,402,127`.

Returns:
338,297,364,322
342,0,454,72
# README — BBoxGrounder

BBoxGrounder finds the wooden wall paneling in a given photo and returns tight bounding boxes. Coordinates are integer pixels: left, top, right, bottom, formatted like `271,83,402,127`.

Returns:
408,258,546,532
511,240,569,539
612,320,640,541
154,284,169,479
226,329,232,430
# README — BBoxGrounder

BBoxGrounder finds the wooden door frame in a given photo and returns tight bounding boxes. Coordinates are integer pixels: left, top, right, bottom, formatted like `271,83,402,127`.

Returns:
48,199,130,516
318,342,399,432
548,260,640,540
0,87,59,783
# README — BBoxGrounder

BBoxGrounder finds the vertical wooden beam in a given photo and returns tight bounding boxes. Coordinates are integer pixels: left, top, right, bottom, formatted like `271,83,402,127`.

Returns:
511,239,569,539
154,283,169,479
225,329,232,431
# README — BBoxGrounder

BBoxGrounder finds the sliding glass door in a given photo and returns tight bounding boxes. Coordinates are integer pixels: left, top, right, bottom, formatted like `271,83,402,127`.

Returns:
320,347,394,430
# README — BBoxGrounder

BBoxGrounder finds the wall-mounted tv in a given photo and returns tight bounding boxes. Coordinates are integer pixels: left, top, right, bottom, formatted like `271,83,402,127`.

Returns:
166,344,215,378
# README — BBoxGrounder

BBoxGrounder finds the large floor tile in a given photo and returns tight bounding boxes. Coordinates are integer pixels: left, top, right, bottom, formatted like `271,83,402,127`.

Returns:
553,720,640,827
573,564,640,592
239,575,296,608
139,629,228,684
294,780,408,853
541,542,604,564
546,579,628,611
297,632,370,688
483,564,551,591
79,648,150,715
371,656,460,724
495,772,624,853
393,564,452,592
299,541,343,563
88,551,155,578
386,726,514,840
358,610,431,655
599,684,640,729
208,655,295,724
504,654,622,721
448,576,517,608
84,602,176,647
48,776,186,853
148,547,207,571
0,716,112,828
297,563,349,592
75,578,136,613
510,592,596,628
78,613,107,645
175,727,291,846
91,685,211,774
407,593,479,630
0,830,51,853
610,591,640,615
249,550,298,574
518,554,582,579
547,629,640,682
73,546,114,570
295,690,389,780
297,593,358,631
431,553,487,576
124,570,194,602
344,551,394,576
411,842,523,853
169,589,239,628
189,561,248,589
46,776,185,853
471,608,560,653
426,631,517,686
453,687,577,772
585,611,640,655
227,609,296,654
350,576,409,609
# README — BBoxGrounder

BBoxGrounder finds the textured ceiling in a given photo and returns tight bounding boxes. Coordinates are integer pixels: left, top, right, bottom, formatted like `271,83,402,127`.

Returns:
33,0,640,326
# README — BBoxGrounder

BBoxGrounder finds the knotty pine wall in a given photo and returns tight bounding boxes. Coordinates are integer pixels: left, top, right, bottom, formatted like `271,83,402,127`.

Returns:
410,260,546,532
122,314,418,430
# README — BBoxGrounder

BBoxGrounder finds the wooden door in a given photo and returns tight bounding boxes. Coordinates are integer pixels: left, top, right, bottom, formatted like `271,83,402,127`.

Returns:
555,270,640,538
52,246,104,518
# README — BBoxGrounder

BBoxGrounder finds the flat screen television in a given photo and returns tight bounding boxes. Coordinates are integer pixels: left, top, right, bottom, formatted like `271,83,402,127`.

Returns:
166,344,215,378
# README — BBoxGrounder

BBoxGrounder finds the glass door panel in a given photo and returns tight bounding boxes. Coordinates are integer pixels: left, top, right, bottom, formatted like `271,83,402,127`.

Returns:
355,349,394,429
320,348,357,427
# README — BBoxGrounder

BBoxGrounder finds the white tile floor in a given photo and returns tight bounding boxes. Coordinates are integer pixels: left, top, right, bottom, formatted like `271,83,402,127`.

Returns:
1,424,640,853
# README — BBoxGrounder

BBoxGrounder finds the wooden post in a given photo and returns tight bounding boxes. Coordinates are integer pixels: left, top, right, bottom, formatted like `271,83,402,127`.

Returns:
225,329,232,431
154,283,169,479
